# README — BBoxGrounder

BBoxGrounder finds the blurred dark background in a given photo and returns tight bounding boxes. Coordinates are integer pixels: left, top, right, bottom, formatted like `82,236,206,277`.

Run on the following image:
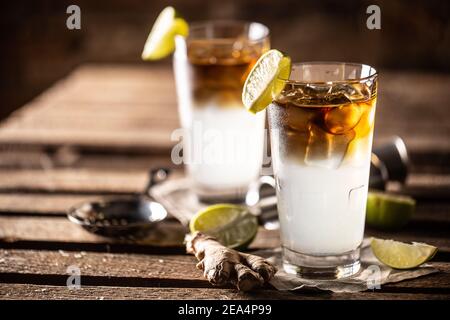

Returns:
0,0,448,120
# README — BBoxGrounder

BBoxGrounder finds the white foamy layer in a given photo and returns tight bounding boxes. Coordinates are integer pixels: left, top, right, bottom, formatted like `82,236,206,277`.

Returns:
183,104,266,190
275,160,370,255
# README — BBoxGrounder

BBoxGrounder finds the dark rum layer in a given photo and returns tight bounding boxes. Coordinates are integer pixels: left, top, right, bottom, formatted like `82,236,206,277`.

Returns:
187,38,268,108
268,91,376,167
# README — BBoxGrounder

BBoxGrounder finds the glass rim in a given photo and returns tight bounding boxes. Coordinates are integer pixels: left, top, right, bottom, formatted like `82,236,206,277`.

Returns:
278,61,378,84
187,20,270,43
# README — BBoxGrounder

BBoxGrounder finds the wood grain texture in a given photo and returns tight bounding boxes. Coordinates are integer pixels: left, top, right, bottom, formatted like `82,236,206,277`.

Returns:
0,169,147,194
0,217,187,249
0,194,102,215
0,216,273,252
0,168,446,197
0,64,449,300
0,250,448,293
2,283,449,300
0,216,448,254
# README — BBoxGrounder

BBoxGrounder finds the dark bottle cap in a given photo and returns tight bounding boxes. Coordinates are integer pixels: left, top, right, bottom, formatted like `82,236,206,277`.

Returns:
372,136,409,183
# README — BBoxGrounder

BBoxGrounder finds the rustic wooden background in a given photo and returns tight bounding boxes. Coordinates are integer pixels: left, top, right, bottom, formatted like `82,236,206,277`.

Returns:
0,0,449,300
0,64,449,299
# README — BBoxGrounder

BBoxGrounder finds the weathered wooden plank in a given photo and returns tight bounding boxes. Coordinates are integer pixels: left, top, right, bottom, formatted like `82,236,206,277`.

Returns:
3,114,179,132
0,250,448,293
0,216,271,251
0,249,202,283
0,194,101,215
0,283,294,300
0,217,187,250
35,85,175,106
15,101,179,120
0,195,448,235
33,66,176,105
0,169,147,194
400,175,450,201
67,64,175,88
0,147,174,170
0,127,176,151
2,283,448,300
0,216,448,254
0,167,447,195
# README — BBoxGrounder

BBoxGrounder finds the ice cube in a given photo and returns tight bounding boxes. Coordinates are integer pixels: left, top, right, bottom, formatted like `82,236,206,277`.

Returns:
286,105,315,132
304,124,355,169
323,104,362,134
283,127,309,163
352,101,375,138
351,83,372,101
303,84,332,97
330,83,371,102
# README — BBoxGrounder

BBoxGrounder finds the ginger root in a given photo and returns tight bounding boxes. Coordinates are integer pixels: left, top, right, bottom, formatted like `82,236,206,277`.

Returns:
186,232,277,291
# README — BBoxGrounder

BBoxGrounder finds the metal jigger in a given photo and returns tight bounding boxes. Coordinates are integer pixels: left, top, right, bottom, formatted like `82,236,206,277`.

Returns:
370,136,409,190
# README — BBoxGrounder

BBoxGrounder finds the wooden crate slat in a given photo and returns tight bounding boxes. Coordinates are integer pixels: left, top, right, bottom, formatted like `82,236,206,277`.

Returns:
0,250,449,292
4,283,448,300
0,167,448,197
0,148,174,171
0,194,102,215
0,216,448,253
0,169,147,194
0,216,274,251
15,102,179,120
0,249,202,283
0,217,186,248
0,130,174,151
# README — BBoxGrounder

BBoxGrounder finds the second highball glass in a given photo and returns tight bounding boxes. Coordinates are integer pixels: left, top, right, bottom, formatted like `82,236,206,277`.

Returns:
173,21,270,202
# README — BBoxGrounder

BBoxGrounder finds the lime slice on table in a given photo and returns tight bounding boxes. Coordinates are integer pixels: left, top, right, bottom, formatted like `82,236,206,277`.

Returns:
189,204,258,250
141,6,189,60
366,191,416,229
242,49,291,114
371,238,437,269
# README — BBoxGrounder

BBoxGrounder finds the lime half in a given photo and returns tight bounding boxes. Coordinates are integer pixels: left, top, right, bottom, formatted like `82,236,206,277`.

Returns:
366,191,416,229
242,49,291,114
141,6,189,61
189,204,258,249
371,238,437,269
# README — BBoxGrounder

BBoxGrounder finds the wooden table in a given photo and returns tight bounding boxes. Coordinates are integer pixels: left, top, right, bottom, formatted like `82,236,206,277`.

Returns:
0,64,449,300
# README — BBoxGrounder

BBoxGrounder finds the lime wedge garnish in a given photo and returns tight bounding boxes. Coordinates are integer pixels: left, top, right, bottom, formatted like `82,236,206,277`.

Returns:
141,6,189,61
242,49,291,114
366,191,416,229
371,238,437,269
189,204,258,249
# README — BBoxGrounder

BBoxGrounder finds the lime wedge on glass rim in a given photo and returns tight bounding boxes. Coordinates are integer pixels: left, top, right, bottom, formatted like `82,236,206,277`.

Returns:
189,204,258,250
366,191,416,229
141,6,189,60
242,49,291,114
371,238,437,269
